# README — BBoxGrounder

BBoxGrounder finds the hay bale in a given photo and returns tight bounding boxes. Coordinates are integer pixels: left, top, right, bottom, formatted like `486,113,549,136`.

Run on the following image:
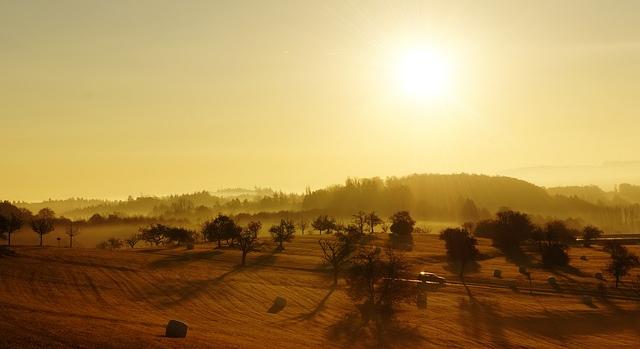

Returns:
493,269,502,278
582,295,593,305
547,276,557,285
580,255,587,261
267,296,287,314
165,320,188,338
508,280,518,290
518,266,527,274
186,243,195,250
595,272,603,280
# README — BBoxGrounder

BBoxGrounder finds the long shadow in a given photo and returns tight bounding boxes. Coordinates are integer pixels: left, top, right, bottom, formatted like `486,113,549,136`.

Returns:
147,266,241,307
289,288,335,321
458,285,510,348
328,311,423,348
0,246,16,257
148,249,223,269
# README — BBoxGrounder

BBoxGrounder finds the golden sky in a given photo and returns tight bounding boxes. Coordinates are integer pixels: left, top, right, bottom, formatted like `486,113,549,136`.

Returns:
2,1,640,201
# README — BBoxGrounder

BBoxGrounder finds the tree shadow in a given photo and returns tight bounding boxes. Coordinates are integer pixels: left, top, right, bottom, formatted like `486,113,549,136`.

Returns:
289,287,335,321
458,287,511,348
327,311,423,348
501,247,532,267
0,246,16,257
444,260,481,277
148,250,223,269
146,265,241,307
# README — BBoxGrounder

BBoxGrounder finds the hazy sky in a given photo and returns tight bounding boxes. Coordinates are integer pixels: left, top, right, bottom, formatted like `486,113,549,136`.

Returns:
2,0,640,201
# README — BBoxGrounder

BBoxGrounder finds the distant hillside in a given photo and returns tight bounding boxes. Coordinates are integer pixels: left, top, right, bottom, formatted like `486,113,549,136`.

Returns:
10,173,640,232
547,186,613,205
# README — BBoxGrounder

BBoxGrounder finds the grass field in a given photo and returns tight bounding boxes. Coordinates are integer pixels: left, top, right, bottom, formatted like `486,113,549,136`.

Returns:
1,235,639,348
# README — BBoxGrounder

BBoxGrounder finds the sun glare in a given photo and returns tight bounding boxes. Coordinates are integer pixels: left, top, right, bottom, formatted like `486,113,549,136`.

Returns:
393,48,454,101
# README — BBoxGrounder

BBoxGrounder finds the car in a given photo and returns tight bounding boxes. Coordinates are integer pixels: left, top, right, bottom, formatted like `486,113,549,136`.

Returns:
418,271,446,285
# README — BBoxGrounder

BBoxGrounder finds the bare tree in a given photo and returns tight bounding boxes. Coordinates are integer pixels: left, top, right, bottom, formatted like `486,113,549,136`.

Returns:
319,238,353,285
352,211,367,235
297,218,308,236
347,247,413,324
365,212,383,234
238,221,262,266
31,208,55,247
65,221,80,248
605,242,640,288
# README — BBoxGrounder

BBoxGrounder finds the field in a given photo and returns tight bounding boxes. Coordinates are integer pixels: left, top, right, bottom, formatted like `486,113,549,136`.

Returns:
1,235,639,348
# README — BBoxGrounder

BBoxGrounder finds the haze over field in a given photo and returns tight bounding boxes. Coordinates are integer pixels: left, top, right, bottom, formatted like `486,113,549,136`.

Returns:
2,0,640,201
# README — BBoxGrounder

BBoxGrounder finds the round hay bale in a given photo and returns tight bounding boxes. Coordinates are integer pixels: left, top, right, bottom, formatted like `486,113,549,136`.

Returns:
580,255,587,261
595,272,603,280
267,297,287,314
493,269,502,278
518,266,528,274
165,320,188,338
547,276,557,285
582,295,593,305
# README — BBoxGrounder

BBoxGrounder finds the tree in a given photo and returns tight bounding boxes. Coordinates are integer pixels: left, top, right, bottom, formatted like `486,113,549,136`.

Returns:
312,215,336,235
202,214,242,248
346,247,413,325
352,211,367,235
269,219,295,250
164,227,195,246
365,212,383,234
65,221,80,248
31,208,55,247
605,242,640,288
582,225,603,247
440,227,479,278
389,211,415,248
539,221,577,268
492,210,536,251
0,202,26,246
297,218,308,236
139,224,168,246
389,211,415,236
125,234,141,248
319,238,353,285
238,221,262,266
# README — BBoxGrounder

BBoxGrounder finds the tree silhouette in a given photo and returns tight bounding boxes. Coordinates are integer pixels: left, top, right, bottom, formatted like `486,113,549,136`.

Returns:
269,218,295,250
352,211,367,235
365,211,383,234
297,218,308,235
439,227,479,278
319,237,353,285
605,242,640,288
311,215,336,235
238,221,262,266
0,201,27,246
346,247,413,325
582,225,603,247
65,221,80,248
31,208,55,247
202,214,241,248
389,211,415,248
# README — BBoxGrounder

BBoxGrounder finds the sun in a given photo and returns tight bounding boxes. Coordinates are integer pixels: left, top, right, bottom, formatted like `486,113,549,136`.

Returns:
392,48,454,100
